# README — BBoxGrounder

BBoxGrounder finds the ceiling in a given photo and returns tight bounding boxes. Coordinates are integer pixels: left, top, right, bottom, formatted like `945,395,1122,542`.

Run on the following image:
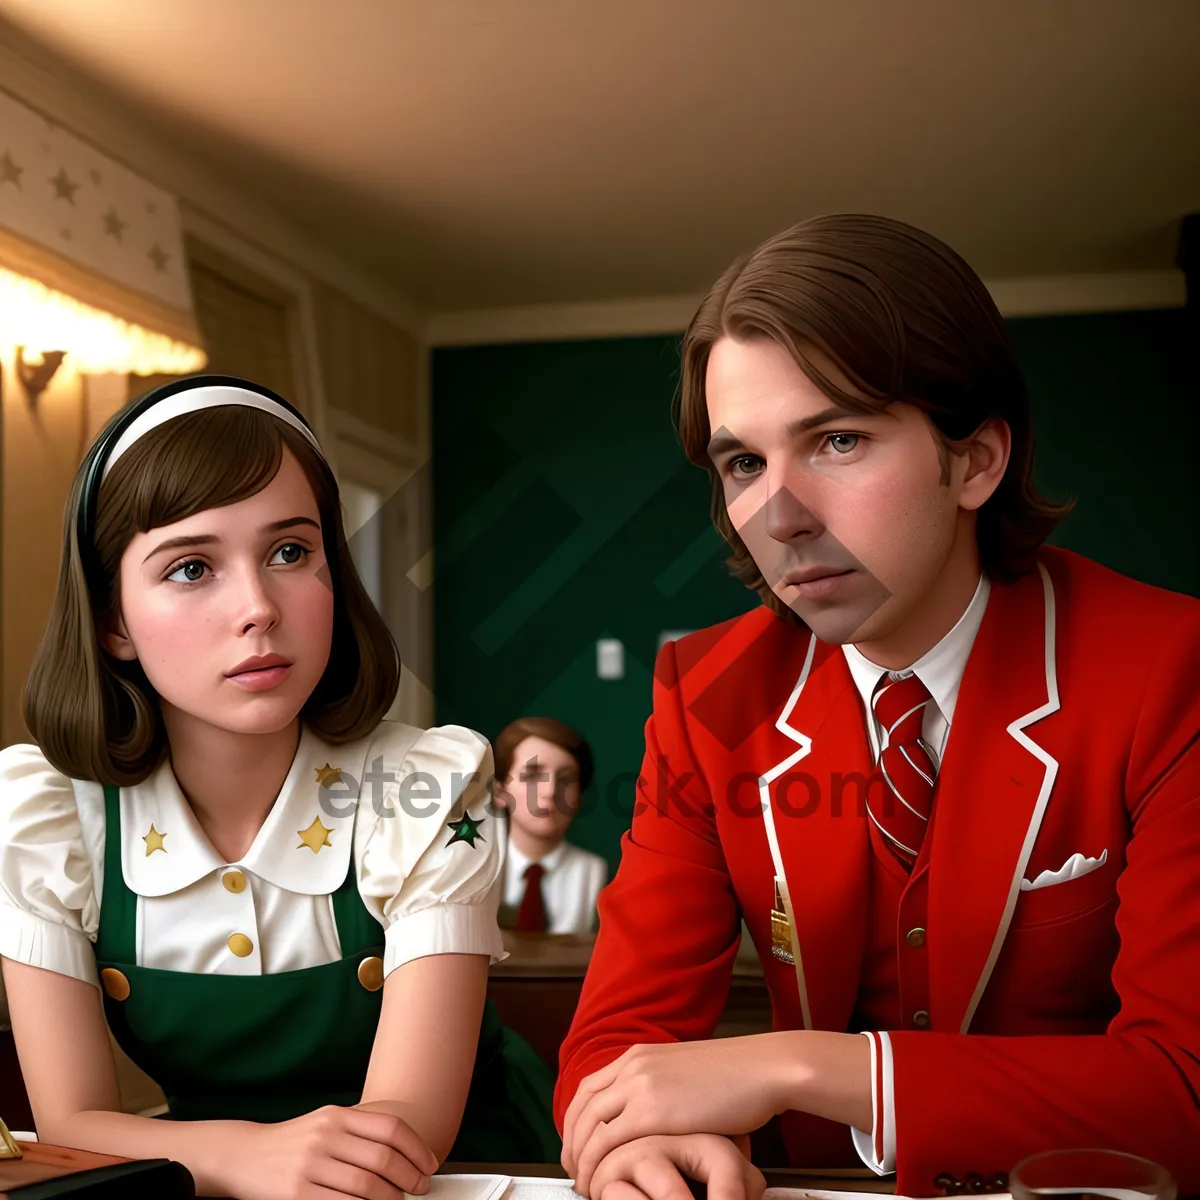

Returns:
1,0,1197,313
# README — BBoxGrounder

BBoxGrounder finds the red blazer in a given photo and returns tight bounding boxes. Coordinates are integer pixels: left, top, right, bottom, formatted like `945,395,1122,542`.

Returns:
555,547,1200,1194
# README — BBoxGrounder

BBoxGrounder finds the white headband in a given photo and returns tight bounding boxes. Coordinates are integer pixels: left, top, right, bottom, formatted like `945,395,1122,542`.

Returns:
101,385,324,479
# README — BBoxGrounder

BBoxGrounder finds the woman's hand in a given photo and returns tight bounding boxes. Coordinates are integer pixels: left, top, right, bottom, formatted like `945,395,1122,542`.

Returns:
222,1105,440,1200
577,1134,766,1200
562,1038,787,1185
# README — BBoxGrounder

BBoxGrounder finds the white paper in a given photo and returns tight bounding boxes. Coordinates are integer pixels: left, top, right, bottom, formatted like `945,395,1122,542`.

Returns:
420,1174,513,1200
506,1179,585,1200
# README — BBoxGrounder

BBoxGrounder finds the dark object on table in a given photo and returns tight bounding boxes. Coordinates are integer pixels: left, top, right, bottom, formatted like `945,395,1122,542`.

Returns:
0,1143,194,1199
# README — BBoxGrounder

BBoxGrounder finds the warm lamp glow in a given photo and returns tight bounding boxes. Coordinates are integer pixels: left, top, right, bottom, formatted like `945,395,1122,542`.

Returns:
0,265,207,375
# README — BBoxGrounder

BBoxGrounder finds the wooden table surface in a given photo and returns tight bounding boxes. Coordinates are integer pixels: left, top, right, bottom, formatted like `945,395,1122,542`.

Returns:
3,1142,893,1197
0,1138,129,1192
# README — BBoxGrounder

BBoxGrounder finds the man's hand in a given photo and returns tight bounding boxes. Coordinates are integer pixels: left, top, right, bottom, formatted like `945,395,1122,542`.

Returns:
577,1133,765,1200
562,1038,787,1188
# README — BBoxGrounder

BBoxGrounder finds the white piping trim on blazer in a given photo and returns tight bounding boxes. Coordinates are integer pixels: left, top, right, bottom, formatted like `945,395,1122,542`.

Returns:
959,560,1061,1033
757,631,819,1030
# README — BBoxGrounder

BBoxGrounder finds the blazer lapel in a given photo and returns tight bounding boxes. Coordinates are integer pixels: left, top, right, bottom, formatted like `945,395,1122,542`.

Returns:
927,560,1062,1033
757,629,874,1033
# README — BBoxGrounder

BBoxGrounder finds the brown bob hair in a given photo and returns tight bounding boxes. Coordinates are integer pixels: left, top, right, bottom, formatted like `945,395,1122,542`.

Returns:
674,213,1074,624
24,403,401,786
492,716,595,794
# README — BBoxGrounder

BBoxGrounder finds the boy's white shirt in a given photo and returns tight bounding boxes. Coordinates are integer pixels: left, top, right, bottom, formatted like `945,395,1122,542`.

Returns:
502,834,608,934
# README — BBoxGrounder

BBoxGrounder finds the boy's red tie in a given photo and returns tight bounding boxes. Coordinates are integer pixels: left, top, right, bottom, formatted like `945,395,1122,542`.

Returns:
516,862,548,932
867,671,939,870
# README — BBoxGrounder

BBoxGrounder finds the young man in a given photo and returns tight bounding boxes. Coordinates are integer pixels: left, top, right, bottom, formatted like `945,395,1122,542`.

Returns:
494,716,609,934
554,215,1200,1199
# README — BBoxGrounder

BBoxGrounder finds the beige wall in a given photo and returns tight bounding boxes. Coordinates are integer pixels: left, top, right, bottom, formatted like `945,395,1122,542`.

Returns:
0,357,128,745
311,279,421,446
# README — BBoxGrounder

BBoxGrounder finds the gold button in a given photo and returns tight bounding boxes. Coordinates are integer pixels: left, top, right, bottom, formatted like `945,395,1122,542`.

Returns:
228,934,254,958
912,1009,930,1028
357,956,384,992
100,967,130,1001
906,926,926,948
222,869,247,894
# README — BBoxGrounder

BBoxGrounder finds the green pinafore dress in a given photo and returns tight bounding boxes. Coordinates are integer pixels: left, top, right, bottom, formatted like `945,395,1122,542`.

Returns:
92,784,561,1162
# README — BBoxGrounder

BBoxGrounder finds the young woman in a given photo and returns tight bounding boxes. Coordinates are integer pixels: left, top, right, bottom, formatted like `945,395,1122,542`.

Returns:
0,376,558,1199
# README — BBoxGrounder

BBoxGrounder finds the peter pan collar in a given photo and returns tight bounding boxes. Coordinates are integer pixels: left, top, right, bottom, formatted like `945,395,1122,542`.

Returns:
121,724,359,897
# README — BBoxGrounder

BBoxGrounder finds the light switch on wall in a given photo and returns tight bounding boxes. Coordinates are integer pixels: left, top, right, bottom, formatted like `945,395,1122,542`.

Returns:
657,629,696,650
596,638,625,680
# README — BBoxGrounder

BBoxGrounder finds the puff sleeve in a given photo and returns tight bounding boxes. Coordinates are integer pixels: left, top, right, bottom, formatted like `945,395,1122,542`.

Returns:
356,723,506,978
0,743,100,986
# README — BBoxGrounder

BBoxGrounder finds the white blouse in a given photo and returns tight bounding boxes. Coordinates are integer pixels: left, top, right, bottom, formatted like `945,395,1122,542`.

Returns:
0,720,507,996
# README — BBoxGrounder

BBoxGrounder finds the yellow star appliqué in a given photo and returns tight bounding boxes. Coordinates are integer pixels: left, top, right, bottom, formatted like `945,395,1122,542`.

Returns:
143,823,167,856
314,762,342,787
296,816,333,854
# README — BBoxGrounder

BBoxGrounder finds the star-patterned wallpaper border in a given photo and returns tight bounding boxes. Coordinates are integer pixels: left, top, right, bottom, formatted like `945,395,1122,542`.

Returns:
0,87,194,314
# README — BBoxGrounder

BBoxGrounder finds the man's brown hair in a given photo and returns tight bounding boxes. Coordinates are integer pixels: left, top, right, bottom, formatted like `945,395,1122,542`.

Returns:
673,213,1074,623
24,405,400,786
493,716,595,793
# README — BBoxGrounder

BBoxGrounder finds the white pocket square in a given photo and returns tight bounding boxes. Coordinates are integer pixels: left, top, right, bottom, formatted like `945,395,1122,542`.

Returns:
1021,848,1108,892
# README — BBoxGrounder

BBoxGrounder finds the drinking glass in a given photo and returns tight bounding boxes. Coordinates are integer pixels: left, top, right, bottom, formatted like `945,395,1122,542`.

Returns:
1010,1149,1176,1200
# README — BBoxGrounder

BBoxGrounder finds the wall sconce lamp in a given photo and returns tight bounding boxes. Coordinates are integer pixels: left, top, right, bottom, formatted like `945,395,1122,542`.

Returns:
0,265,206,411
15,347,68,408
1,89,207,414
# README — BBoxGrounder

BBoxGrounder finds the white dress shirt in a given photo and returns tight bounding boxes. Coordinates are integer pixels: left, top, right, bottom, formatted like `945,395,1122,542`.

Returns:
0,721,507,1009
502,835,608,935
840,572,992,1175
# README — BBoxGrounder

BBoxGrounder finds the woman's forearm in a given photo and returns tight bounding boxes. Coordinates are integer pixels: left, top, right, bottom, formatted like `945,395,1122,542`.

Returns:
44,1108,255,1198
356,1097,459,1166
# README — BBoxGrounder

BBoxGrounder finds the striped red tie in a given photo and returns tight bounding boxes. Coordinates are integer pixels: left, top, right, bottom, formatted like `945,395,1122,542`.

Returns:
867,671,938,870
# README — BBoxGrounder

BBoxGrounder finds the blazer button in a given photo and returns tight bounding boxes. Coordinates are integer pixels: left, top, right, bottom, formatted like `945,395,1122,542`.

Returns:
100,967,130,1001
228,933,254,957
222,869,247,894
357,956,385,992
964,1173,986,1193
906,926,926,947
933,1173,960,1195
990,1173,1009,1191
912,1009,930,1028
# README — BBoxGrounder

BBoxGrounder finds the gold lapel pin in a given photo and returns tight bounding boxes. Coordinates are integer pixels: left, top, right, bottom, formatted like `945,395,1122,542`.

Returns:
143,823,167,856
770,876,795,965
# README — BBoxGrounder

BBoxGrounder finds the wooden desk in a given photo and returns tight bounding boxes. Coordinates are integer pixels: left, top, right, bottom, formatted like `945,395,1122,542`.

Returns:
489,932,773,1072
0,1139,128,1193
